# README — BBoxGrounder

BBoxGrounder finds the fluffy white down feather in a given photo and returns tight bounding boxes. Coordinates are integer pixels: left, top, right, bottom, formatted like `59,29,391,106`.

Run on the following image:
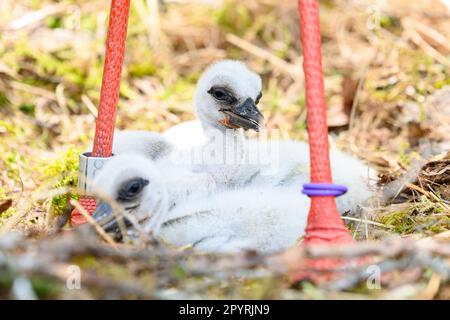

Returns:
161,60,375,212
93,154,308,254
87,130,173,160
102,60,375,214
158,186,308,253
163,120,375,213
162,120,206,151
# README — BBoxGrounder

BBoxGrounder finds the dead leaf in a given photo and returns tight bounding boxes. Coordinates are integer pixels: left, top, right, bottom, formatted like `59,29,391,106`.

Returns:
0,199,12,216
327,75,358,128
342,75,358,114
407,121,431,147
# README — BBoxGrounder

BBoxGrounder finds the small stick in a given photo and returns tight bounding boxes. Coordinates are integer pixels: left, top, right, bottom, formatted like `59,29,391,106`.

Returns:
402,18,450,66
416,273,441,300
406,18,450,53
70,199,117,248
341,216,392,229
405,183,450,212
81,94,98,118
10,81,55,100
226,33,301,81
7,4,66,31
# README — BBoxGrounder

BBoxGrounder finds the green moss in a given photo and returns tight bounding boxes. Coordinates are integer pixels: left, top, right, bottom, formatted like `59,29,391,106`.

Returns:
19,103,36,116
45,16,63,29
172,264,187,280
366,47,449,105
119,81,137,100
73,255,99,269
397,142,413,167
0,149,23,181
214,0,252,36
264,88,283,113
31,276,60,299
299,282,326,299
0,268,60,299
129,61,157,78
38,146,80,216
377,198,449,235
80,14,99,32
2,35,105,100
239,277,280,299
0,270,13,293
379,15,401,30
0,92,10,108
102,264,132,279
433,77,450,89
158,79,196,102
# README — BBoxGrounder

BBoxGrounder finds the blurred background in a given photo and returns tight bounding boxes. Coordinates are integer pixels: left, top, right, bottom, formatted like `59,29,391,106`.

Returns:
0,0,449,283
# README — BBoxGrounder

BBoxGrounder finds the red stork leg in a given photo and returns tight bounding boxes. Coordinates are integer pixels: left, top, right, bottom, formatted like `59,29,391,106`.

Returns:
71,0,131,226
293,0,354,283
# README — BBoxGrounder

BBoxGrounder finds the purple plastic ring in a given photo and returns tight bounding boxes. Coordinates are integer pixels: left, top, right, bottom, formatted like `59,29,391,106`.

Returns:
302,183,348,197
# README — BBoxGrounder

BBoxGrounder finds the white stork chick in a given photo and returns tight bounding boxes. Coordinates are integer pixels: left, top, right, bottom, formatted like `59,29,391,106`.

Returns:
87,130,216,209
91,154,309,254
166,60,266,188
91,154,169,236
162,60,263,151
106,60,375,213
164,60,375,212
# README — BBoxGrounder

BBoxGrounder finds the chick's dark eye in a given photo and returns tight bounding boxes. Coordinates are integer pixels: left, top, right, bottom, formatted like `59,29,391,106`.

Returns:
117,178,149,202
208,87,232,102
129,182,141,194
213,89,226,99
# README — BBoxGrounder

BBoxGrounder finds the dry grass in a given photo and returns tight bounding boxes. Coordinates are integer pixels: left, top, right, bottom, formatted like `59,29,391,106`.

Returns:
0,0,449,299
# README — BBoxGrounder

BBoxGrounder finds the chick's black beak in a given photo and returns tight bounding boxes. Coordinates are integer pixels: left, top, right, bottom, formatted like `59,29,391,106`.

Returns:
92,201,115,232
220,98,264,132
92,201,130,238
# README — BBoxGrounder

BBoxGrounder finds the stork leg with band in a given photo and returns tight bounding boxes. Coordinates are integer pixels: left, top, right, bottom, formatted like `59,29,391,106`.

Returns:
71,0,131,225
294,0,355,282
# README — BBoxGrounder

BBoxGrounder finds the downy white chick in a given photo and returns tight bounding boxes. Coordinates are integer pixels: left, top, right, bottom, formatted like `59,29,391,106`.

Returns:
105,60,374,213
100,60,265,201
91,154,309,254
164,60,375,212
87,130,216,210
